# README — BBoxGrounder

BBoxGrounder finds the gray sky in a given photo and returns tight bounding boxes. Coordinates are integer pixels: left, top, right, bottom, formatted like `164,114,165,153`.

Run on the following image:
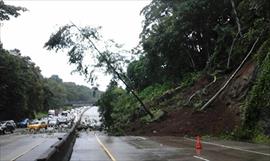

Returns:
2,0,150,91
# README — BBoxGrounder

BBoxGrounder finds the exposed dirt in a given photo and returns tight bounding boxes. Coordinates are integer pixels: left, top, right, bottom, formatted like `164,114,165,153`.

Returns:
127,61,257,136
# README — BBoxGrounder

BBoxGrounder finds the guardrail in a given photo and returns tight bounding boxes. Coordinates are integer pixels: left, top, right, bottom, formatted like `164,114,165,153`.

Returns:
36,108,89,161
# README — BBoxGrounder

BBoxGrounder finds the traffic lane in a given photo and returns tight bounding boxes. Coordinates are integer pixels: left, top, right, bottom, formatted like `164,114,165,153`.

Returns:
148,136,270,161
0,134,28,147
71,132,270,161
99,135,196,161
70,132,111,161
0,133,65,161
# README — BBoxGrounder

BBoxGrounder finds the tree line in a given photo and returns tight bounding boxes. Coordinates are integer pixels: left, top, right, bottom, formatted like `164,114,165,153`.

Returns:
0,49,100,121
98,0,270,138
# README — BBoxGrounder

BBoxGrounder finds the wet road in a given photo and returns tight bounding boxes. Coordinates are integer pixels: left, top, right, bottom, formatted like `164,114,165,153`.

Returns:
71,106,270,161
71,132,270,161
0,132,65,161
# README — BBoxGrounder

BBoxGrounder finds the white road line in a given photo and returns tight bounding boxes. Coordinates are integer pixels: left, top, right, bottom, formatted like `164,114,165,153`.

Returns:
185,138,270,156
10,140,46,161
193,155,210,161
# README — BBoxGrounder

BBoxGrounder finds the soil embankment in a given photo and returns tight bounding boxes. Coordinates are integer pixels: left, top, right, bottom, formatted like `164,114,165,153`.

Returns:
128,61,257,136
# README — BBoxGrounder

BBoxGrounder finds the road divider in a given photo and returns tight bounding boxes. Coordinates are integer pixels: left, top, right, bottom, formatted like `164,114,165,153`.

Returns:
35,108,89,161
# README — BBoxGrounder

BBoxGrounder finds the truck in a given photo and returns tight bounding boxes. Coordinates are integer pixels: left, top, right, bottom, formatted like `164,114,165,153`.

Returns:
48,109,56,116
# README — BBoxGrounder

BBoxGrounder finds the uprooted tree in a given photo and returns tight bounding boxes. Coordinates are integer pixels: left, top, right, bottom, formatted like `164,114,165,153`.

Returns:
44,23,154,118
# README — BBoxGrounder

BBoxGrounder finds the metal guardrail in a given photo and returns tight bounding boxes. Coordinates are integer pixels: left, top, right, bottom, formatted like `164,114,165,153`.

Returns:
36,108,88,161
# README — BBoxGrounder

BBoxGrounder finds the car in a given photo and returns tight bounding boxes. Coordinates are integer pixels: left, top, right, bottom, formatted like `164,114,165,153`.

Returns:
27,121,48,131
48,119,58,127
17,118,30,128
5,120,16,128
57,117,68,125
0,121,15,134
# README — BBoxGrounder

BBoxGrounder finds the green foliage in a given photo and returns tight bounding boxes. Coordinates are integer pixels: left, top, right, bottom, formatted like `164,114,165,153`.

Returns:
140,109,164,124
252,133,270,145
0,0,27,21
44,75,101,109
44,24,128,87
0,49,101,121
97,82,135,134
35,112,47,120
98,82,171,134
243,52,270,138
139,83,171,101
97,0,270,139
0,49,45,120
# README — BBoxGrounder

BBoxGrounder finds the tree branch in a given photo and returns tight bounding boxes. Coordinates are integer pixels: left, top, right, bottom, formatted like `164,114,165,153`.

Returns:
71,22,154,118
200,35,261,111
227,31,240,69
230,0,242,37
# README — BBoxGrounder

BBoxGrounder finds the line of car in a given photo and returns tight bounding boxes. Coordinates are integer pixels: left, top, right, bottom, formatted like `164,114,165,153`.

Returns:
0,107,87,135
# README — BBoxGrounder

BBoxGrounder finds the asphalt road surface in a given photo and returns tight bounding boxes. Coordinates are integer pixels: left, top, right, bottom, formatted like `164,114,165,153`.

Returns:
0,132,65,161
71,131,270,161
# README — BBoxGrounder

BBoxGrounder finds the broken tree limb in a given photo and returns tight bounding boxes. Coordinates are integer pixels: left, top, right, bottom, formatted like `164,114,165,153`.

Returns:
200,35,261,111
188,75,217,103
71,23,154,118
227,31,240,69
230,0,242,37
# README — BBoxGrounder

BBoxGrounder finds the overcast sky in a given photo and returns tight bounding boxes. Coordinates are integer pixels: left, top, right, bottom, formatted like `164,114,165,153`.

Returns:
2,0,150,91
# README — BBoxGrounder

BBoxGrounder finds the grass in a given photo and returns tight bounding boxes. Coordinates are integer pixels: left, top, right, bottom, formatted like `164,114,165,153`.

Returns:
35,111,47,119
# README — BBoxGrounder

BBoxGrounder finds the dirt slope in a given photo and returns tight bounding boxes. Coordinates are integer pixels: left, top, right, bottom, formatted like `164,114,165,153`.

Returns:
128,61,257,136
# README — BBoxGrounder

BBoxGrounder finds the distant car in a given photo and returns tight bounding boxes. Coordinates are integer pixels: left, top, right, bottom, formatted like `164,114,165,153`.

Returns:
58,117,68,125
0,121,15,134
48,119,58,127
6,120,16,128
17,118,30,128
27,121,47,131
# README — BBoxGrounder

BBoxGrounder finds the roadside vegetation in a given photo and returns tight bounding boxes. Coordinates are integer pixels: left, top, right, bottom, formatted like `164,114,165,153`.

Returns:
96,0,270,143
1,0,269,143
0,1,101,121
0,48,101,121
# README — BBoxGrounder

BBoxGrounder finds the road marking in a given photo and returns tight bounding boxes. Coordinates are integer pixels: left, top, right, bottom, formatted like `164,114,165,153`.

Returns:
95,134,117,161
10,140,46,161
184,138,270,156
193,155,210,161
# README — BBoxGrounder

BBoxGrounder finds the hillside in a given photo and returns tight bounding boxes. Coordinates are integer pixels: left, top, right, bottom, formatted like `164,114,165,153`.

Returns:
127,60,256,137
95,0,270,143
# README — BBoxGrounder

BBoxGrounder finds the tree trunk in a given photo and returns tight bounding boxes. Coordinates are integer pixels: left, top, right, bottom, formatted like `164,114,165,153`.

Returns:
200,35,260,111
227,32,239,69
72,23,154,118
230,0,242,36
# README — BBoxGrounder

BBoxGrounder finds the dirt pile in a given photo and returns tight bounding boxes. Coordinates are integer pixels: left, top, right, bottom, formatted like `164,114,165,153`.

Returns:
128,61,257,136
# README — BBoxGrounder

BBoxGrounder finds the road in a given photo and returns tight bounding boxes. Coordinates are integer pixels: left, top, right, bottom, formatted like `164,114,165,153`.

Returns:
70,106,270,161
70,131,270,161
0,132,65,161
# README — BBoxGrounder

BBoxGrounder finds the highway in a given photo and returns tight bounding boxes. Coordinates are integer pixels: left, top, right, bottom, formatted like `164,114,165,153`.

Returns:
0,132,65,161
1,106,269,161
70,107,270,161
70,131,270,161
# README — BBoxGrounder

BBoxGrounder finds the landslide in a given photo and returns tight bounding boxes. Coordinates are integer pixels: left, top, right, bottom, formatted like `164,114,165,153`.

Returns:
127,60,257,136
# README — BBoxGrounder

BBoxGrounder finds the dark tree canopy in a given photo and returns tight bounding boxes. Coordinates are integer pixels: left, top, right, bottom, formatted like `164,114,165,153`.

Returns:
0,0,27,21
